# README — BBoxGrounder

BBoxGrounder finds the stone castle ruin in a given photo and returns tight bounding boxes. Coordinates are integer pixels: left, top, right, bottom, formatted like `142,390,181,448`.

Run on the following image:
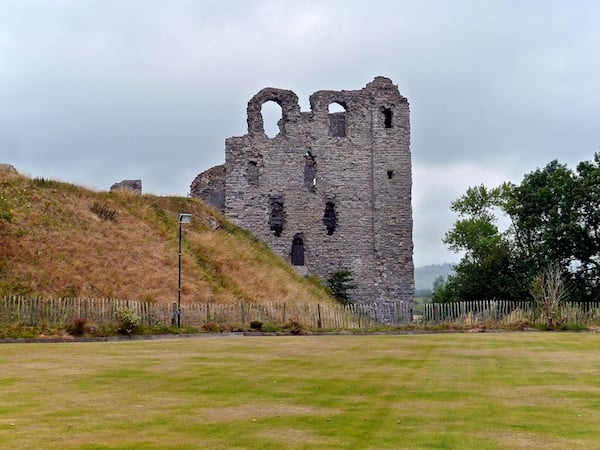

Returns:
192,77,414,313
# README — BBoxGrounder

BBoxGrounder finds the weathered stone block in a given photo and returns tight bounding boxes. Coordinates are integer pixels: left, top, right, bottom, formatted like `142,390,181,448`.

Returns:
189,165,225,212
110,179,142,194
0,163,18,176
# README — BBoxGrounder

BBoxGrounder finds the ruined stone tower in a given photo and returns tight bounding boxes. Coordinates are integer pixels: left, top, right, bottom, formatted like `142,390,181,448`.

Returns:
195,77,414,313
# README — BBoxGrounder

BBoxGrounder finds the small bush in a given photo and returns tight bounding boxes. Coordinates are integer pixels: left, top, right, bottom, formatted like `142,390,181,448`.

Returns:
66,317,88,337
530,264,570,330
202,321,221,333
90,201,118,221
261,322,282,333
327,269,357,305
250,320,263,331
559,322,587,331
287,319,306,335
116,309,140,335
31,177,61,188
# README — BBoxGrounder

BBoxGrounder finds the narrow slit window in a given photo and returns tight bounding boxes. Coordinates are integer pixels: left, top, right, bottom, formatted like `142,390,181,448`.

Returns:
304,151,317,192
387,170,394,179
322,202,337,235
247,161,259,186
269,200,285,237
383,108,393,128
291,235,305,266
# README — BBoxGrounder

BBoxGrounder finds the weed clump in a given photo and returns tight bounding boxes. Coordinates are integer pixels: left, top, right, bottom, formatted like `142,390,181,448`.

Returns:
286,319,306,335
202,321,221,333
66,317,88,337
116,309,140,335
90,201,118,221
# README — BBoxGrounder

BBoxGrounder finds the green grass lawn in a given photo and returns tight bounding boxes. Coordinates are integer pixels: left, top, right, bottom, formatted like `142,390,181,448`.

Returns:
1,333,600,449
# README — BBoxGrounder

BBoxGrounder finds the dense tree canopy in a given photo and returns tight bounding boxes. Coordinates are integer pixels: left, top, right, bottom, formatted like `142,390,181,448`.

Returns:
434,154,600,302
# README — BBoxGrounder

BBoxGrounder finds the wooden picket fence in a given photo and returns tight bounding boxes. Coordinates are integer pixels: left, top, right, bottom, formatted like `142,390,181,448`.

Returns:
0,296,413,330
4,297,599,330
420,300,600,326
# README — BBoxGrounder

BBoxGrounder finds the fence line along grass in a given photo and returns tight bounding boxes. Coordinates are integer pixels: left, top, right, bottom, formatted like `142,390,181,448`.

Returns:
2,333,600,449
4,296,600,333
421,299,600,328
0,296,415,331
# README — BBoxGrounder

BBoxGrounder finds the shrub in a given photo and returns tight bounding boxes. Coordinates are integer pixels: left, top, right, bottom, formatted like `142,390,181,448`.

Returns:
287,319,306,335
66,317,88,337
90,201,118,221
530,264,570,330
327,269,357,305
115,309,140,335
202,321,221,333
250,320,263,331
261,322,282,333
31,177,61,188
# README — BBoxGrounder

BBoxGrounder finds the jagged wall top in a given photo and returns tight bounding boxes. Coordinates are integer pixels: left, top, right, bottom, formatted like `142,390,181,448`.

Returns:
241,76,407,138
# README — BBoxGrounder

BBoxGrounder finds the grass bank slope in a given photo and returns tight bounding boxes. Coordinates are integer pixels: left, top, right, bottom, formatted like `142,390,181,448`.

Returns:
0,173,333,305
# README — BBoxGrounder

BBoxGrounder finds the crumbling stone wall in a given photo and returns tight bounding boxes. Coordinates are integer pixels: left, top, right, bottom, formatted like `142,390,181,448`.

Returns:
110,179,142,194
0,163,18,176
199,77,414,315
190,165,226,212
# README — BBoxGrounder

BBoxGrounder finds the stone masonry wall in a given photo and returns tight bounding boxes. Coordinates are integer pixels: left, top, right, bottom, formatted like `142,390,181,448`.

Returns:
110,179,142,194
220,77,414,313
190,164,226,212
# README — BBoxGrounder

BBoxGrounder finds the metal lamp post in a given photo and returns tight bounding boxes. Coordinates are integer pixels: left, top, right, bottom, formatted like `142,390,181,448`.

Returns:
177,212,192,327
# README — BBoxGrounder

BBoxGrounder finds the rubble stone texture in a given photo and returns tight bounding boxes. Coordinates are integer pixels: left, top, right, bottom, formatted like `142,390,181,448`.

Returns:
0,163,18,176
190,165,226,212
110,179,142,194
196,77,414,311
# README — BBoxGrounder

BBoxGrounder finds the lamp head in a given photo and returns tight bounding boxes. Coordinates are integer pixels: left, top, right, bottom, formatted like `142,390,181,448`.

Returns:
178,213,192,224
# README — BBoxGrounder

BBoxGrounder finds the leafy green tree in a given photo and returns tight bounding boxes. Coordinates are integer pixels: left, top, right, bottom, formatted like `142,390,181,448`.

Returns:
507,157,600,301
434,184,528,302
506,161,577,271
437,154,600,303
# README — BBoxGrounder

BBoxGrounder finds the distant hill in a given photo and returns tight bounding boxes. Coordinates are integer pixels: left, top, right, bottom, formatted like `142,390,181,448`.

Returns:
0,172,334,305
414,263,454,291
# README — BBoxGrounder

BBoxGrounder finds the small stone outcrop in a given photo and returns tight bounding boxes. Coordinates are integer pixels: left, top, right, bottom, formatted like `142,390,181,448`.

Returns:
110,179,142,194
0,163,18,176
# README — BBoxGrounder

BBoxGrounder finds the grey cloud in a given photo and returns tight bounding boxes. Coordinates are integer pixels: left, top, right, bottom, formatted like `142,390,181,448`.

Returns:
1,0,599,265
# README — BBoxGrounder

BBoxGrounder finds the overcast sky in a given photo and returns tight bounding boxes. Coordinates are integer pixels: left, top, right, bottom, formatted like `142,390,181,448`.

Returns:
1,0,599,267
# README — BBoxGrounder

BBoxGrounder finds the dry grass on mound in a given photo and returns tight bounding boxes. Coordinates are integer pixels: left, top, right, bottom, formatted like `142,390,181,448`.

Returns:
0,174,333,305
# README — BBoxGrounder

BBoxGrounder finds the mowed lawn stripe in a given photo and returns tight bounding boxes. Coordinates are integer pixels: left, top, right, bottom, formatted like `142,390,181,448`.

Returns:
1,333,599,449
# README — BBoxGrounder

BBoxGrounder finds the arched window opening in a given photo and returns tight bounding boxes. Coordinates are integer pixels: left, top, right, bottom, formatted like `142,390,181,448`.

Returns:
261,100,282,138
269,199,285,237
291,234,305,266
247,161,259,186
328,103,345,113
383,108,393,128
328,102,346,137
304,151,317,192
322,202,337,235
